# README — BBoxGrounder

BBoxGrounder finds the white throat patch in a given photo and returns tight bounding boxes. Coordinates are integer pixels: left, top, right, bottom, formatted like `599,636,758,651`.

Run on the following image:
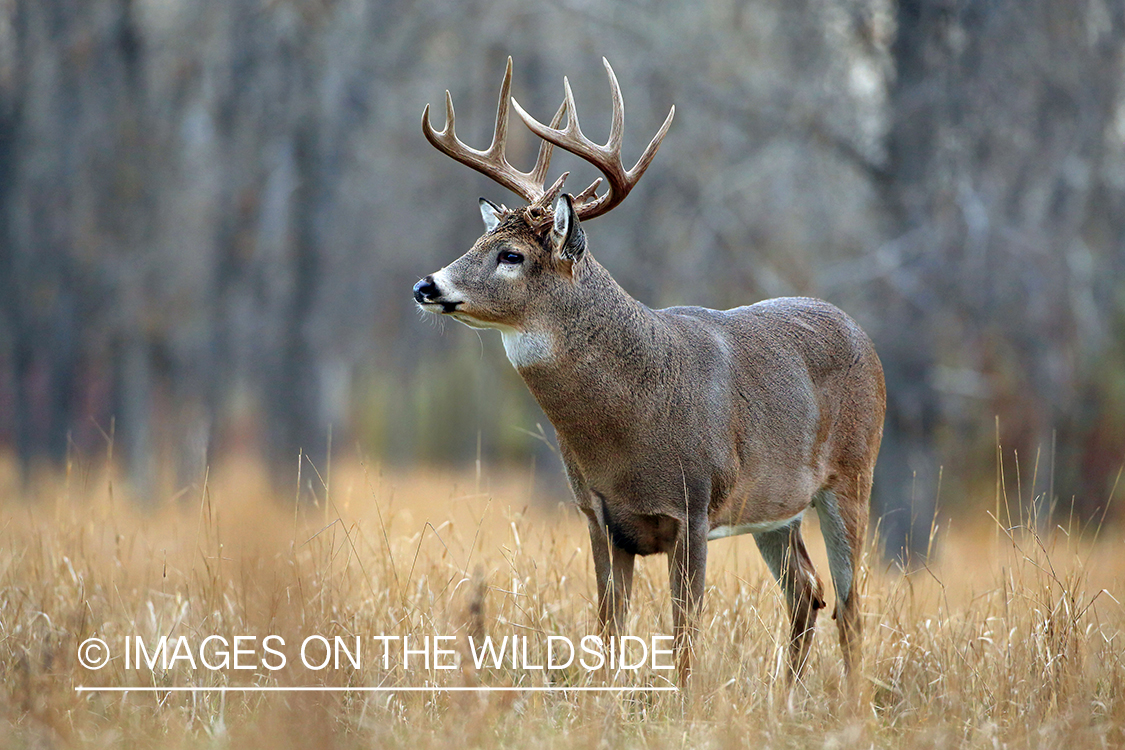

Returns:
501,329,556,369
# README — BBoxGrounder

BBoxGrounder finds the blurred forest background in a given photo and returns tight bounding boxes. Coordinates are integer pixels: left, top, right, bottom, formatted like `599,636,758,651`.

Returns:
1,0,1123,558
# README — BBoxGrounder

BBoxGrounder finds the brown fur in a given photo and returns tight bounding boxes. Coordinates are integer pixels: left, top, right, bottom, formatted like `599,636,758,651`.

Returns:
415,199,885,687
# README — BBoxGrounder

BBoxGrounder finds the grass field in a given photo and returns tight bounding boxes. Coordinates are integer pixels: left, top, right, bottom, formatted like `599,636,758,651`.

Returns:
0,453,1122,748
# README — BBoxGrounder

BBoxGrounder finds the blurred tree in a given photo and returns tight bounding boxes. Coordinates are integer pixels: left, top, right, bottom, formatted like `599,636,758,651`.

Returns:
871,0,1125,555
0,0,1121,555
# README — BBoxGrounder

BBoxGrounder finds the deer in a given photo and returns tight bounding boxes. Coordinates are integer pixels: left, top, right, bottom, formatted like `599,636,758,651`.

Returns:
413,57,885,688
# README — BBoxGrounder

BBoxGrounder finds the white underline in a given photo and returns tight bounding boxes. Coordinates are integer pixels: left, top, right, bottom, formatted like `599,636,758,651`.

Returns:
76,685,677,693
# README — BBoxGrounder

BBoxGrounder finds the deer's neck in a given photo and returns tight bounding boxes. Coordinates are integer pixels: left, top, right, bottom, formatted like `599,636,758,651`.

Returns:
513,259,673,440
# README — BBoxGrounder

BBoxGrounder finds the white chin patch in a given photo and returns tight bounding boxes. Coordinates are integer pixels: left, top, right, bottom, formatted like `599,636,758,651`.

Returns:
449,313,489,329
501,329,555,369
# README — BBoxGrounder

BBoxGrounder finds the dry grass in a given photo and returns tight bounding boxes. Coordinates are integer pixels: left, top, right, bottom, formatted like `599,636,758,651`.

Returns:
0,452,1123,749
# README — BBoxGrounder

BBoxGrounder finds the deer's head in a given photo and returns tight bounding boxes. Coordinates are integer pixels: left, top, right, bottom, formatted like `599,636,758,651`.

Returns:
413,58,674,334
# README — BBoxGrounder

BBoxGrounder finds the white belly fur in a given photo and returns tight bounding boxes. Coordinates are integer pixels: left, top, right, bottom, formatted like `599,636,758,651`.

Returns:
707,510,804,541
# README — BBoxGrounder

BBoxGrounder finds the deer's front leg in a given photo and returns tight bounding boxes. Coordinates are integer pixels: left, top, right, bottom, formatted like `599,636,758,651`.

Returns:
668,514,708,684
585,511,635,637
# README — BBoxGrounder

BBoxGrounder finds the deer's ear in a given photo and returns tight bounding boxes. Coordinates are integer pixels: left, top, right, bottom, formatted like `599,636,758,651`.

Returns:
479,198,503,232
550,194,586,264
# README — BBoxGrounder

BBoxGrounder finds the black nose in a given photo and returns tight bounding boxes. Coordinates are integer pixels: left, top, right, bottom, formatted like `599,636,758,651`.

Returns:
413,275,440,304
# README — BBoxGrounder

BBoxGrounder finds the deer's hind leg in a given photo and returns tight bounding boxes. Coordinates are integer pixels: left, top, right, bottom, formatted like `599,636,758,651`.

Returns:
814,476,870,685
754,519,826,685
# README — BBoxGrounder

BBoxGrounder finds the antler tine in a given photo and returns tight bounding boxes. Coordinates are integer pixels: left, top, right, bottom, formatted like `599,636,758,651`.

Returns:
573,178,602,205
511,58,675,221
420,91,460,155
539,171,570,208
422,57,570,205
603,58,625,154
529,99,568,192
629,103,675,182
487,57,514,159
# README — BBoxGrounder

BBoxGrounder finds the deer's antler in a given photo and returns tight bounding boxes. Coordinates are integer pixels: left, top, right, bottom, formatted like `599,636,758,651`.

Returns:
422,57,568,209
511,58,674,221
423,58,673,220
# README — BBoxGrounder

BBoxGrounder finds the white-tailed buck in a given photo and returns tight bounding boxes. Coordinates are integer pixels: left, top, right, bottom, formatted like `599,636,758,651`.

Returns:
414,58,885,685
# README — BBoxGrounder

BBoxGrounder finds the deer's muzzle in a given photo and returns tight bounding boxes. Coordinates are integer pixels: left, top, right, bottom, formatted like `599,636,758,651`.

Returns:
413,275,462,314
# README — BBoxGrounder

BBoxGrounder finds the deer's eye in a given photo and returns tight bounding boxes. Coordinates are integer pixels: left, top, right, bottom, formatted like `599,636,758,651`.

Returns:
498,250,524,265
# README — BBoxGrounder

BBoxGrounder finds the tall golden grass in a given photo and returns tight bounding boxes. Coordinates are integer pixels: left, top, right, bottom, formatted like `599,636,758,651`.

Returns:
0,451,1122,749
